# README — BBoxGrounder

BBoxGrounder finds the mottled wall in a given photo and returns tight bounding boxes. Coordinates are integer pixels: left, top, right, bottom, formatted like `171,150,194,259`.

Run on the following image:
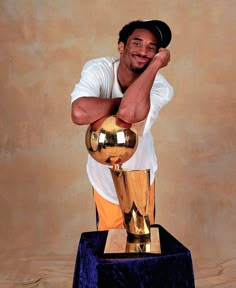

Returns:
0,0,235,285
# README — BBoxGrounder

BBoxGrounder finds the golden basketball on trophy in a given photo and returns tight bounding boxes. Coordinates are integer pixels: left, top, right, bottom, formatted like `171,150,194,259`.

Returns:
85,115,138,166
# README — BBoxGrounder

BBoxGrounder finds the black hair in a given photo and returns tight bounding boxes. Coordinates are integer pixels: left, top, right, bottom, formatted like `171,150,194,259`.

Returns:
118,20,157,45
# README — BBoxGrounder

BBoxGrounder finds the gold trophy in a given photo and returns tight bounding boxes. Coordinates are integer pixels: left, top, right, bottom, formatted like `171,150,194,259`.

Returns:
85,115,160,253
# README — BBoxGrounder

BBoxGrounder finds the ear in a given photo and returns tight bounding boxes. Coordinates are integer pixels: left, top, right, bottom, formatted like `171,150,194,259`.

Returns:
118,42,125,54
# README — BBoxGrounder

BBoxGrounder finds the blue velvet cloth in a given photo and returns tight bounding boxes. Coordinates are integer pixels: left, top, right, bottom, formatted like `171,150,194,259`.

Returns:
73,225,195,287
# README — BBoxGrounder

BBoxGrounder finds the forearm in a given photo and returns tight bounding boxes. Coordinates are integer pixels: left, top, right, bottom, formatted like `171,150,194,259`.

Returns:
71,97,121,125
117,48,170,124
117,62,160,123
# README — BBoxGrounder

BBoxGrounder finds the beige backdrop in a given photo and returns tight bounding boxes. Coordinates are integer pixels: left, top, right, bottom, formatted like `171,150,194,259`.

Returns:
0,1,235,287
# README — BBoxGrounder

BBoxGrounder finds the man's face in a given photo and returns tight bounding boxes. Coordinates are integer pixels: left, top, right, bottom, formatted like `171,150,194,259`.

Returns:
119,28,158,74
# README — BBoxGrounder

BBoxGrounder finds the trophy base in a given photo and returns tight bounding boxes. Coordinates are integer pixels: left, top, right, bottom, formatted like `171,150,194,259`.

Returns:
104,227,161,254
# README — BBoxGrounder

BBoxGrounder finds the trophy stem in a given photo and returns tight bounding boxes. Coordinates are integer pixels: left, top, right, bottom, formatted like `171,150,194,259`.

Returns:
110,167,151,242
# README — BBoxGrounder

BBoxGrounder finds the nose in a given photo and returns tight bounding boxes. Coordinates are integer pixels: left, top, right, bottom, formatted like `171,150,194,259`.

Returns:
137,45,147,56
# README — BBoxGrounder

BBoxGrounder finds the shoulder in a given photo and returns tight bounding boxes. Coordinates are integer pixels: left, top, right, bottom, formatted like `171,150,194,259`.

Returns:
154,71,170,83
151,72,174,100
83,56,119,72
153,72,173,90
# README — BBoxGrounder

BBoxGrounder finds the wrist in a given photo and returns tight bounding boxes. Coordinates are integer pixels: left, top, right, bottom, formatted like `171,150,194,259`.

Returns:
149,57,162,71
111,97,122,114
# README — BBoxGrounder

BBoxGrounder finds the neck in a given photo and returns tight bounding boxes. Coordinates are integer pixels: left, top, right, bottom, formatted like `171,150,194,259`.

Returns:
117,63,139,93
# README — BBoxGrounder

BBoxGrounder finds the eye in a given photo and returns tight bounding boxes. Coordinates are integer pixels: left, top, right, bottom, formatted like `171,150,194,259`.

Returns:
132,41,141,47
148,46,156,52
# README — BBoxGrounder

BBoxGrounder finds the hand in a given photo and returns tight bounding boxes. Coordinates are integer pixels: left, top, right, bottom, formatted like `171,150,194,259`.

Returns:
90,115,131,132
152,48,171,69
90,115,110,131
115,117,132,129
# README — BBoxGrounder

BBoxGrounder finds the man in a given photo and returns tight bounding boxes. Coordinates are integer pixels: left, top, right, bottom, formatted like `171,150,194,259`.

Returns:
71,20,174,231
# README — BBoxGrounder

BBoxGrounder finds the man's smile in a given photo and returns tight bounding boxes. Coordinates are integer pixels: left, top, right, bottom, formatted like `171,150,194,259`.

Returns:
133,55,151,65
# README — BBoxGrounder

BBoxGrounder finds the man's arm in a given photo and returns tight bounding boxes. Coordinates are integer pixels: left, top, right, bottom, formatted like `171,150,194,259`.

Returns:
71,97,122,125
117,48,171,124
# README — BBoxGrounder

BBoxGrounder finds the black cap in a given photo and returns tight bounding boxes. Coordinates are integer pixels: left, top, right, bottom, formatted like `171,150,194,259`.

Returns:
118,20,172,48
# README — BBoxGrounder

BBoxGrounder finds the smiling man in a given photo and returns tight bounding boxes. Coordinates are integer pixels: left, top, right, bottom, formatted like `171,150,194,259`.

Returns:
71,20,174,231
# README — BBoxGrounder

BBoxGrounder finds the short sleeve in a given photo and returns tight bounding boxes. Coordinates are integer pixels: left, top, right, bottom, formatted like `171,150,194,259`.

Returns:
71,61,102,103
70,57,116,103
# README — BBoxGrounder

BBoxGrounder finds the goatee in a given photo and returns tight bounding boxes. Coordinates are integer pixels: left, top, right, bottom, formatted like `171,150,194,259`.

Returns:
129,62,150,74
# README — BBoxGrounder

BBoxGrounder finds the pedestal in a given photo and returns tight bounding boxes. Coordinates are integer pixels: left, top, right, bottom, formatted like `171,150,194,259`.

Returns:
72,224,195,288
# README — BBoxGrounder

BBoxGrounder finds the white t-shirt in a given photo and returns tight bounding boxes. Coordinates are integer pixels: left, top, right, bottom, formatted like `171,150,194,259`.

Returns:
71,56,174,204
